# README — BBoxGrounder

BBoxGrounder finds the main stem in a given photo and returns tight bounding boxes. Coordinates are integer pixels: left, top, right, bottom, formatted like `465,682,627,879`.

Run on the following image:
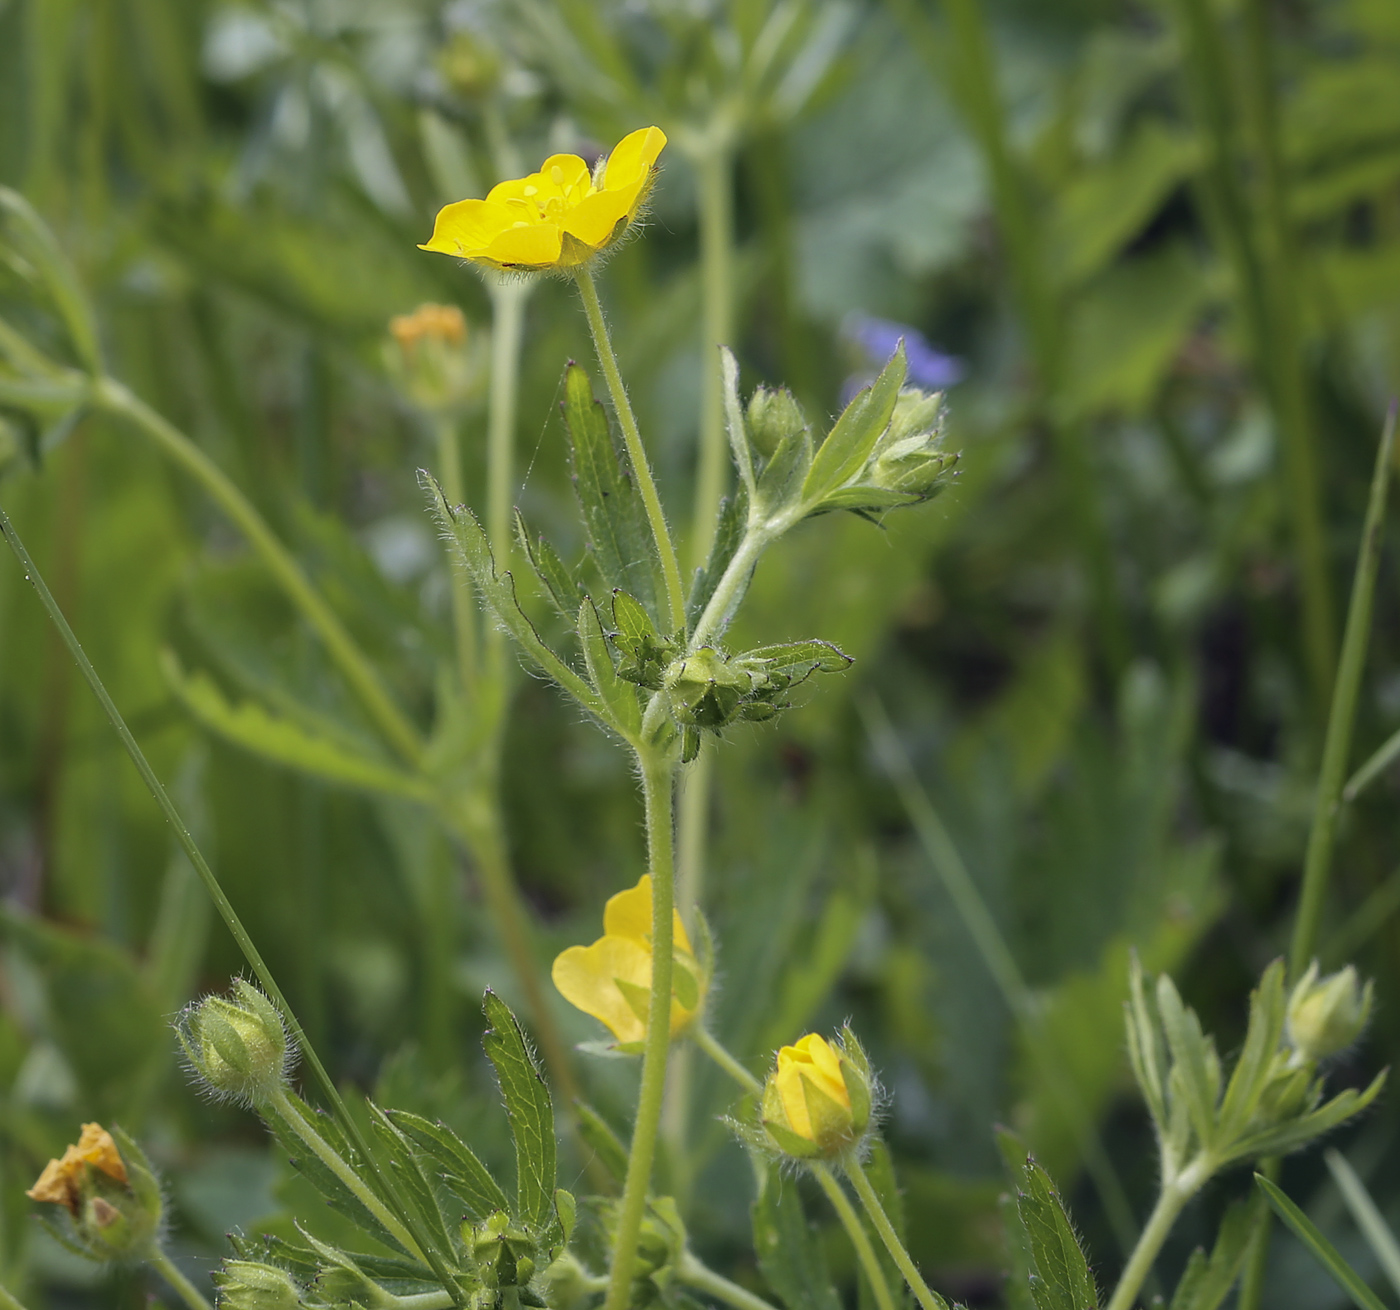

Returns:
0,510,462,1306
1104,1172,1199,1310
486,277,527,681
573,267,687,636
94,378,424,768
844,1156,945,1310
146,1247,213,1310
603,755,677,1310
810,1165,898,1310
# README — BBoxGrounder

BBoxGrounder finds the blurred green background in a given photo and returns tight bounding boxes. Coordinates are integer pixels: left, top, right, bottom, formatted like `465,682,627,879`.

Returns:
0,0,1397,1306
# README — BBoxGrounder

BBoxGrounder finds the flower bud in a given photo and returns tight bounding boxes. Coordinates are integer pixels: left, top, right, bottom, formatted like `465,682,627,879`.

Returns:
214,1261,303,1310
1287,962,1373,1062
761,1030,872,1160
180,980,291,1106
384,304,485,415
437,30,503,101
663,648,754,729
866,389,956,500
747,387,807,458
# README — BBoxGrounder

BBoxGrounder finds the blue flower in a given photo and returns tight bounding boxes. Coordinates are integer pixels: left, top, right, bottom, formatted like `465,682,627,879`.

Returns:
841,314,963,404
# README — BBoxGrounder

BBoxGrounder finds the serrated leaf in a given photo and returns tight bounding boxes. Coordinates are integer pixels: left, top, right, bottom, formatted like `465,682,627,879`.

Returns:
367,1104,457,1263
742,640,854,675
578,596,641,735
1017,1158,1098,1310
801,342,906,502
514,510,584,623
1169,1199,1253,1310
482,990,556,1233
752,1169,843,1310
385,1110,510,1221
576,1103,628,1186
563,362,663,626
164,652,434,801
427,477,614,726
1256,1174,1389,1310
611,587,676,688
1156,973,1219,1150
1216,960,1286,1143
1227,1071,1387,1163
686,487,750,633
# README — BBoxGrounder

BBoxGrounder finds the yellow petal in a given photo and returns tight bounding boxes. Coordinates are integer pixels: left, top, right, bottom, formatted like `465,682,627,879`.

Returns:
604,127,667,191
562,188,634,249
777,1060,814,1141
483,221,564,268
75,1123,127,1184
602,875,693,954
419,199,516,257
26,1154,79,1213
552,937,651,1045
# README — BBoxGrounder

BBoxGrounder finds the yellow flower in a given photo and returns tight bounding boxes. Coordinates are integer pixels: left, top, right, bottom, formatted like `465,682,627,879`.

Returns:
390,303,467,352
419,127,667,272
761,1031,872,1159
552,874,705,1048
27,1123,128,1215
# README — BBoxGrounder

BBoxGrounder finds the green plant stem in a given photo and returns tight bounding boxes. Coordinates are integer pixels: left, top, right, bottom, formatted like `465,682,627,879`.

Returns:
265,1086,422,1258
485,276,527,679
693,1024,762,1095
843,1155,946,1310
0,508,463,1307
573,266,686,635
0,1285,29,1310
603,754,677,1310
93,377,425,768
859,693,1141,1260
690,145,735,571
440,795,580,1111
1290,404,1396,976
146,1247,212,1310
809,1164,898,1310
1343,727,1400,804
679,1253,779,1310
1104,1166,1206,1310
434,413,479,692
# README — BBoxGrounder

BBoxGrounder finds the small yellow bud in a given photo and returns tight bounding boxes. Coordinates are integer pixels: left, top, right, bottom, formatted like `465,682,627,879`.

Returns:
1287,962,1373,1062
761,1031,872,1159
551,876,707,1050
180,980,291,1106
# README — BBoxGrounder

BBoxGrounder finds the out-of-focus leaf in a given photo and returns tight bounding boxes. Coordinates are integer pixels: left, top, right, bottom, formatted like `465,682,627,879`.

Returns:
752,1168,843,1310
1169,1199,1254,1310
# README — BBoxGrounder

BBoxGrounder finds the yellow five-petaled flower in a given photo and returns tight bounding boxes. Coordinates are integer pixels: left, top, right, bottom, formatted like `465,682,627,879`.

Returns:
552,874,705,1049
419,127,667,272
26,1123,128,1215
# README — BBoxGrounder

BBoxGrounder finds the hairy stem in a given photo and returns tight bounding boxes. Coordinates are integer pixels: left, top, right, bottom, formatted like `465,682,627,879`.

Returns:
434,414,479,692
1104,1167,1205,1310
604,755,677,1310
843,1155,946,1310
146,1247,212,1310
810,1164,898,1310
485,276,527,680
693,1024,762,1096
93,378,424,767
0,510,461,1305
573,267,686,635
679,1253,779,1310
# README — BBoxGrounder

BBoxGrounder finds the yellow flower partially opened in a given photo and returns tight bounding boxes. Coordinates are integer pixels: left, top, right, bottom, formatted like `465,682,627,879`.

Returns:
419,127,667,272
552,874,706,1049
27,1123,128,1215
761,1031,872,1159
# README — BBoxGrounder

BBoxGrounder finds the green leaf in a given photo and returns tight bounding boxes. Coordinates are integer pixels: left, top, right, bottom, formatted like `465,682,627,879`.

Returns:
1216,960,1286,1144
1016,1158,1098,1310
612,588,677,689
1169,1199,1254,1310
1256,1173,1389,1310
514,510,584,624
482,991,556,1233
1227,1071,1387,1163
427,477,615,726
752,1168,843,1310
801,342,906,503
577,597,641,736
367,1104,458,1263
563,362,664,627
741,640,854,676
1000,1192,1038,1310
720,346,757,498
686,487,749,631
575,1103,628,1186
385,1110,511,1223
1155,973,1219,1149
163,652,434,801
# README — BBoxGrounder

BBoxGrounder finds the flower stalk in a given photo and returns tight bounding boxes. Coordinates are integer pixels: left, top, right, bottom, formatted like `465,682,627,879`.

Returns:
810,1164,898,1310
146,1247,214,1310
842,1154,946,1310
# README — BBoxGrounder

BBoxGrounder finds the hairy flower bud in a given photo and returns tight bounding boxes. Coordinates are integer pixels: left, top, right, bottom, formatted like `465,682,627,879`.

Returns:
1287,962,1373,1062
761,1030,873,1160
384,303,484,415
180,980,291,1106
747,386,807,458
214,1261,303,1310
865,389,956,500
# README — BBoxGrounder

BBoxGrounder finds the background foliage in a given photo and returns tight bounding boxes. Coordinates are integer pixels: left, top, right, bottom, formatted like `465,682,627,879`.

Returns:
0,0,1397,1306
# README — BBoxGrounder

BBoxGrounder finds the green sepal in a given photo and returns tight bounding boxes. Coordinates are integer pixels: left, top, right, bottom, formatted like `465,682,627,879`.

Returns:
762,1117,824,1160
801,341,906,503
554,1189,576,1246
800,1071,856,1153
672,959,700,1011
614,976,652,1025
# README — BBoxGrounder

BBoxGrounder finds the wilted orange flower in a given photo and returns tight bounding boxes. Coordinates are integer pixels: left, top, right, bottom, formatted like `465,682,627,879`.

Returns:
419,127,667,272
27,1123,128,1215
